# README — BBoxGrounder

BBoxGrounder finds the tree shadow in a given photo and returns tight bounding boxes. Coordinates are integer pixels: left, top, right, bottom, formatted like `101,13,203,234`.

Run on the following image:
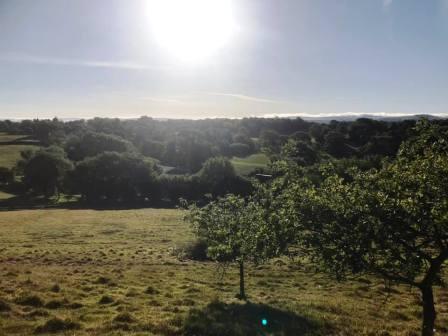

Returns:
0,194,177,211
181,300,329,336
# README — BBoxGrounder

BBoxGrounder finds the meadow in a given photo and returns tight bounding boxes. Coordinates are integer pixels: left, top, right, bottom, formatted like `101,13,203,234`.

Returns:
0,208,447,335
0,133,38,170
230,154,270,176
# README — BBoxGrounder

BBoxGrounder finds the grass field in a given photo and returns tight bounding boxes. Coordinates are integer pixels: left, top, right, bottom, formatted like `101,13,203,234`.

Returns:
0,145,39,169
0,191,15,200
230,153,270,176
0,133,27,143
0,208,447,335
0,134,39,169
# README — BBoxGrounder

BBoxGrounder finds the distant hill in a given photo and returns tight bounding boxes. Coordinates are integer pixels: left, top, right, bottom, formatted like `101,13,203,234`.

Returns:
299,114,444,123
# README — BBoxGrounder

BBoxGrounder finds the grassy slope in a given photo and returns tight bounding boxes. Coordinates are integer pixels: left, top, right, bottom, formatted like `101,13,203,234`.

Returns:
0,209,446,335
0,191,14,200
0,134,39,169
0,145,39,169
231,153,270,176
0,133,27,143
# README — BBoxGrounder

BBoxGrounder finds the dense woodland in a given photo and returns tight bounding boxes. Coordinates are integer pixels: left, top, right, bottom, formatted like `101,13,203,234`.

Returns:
0,116,431,204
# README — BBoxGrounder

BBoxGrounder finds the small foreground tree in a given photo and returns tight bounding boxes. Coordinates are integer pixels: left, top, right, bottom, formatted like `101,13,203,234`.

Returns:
185,194,281,300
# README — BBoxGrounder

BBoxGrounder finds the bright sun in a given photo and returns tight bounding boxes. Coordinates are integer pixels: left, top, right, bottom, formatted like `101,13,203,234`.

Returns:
147,0,237,64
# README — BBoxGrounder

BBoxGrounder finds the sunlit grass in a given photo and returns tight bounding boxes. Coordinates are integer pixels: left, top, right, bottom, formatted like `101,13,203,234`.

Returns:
231,153,270,176
0,145,38,169
0,133,27,143
0,208,446,335
0,191,14,200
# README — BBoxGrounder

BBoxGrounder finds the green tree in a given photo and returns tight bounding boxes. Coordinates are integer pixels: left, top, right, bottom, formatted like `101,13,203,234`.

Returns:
64,131,134,161
284,120,448,336
185,195,281,300
199,157,237,196
0,167,14,185
68,152,158,202
20,146,73,197
282,139,319,166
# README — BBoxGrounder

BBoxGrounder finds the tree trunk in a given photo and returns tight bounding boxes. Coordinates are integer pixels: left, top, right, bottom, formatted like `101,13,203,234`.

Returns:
420,285,436,336
239,261,246,300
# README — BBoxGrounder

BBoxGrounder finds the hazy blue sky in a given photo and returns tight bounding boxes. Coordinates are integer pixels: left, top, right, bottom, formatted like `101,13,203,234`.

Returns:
0,0,447,119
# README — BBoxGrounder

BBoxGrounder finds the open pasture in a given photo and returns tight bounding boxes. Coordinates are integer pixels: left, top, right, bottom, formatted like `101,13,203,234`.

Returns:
230,154,270,176
0,209,447,335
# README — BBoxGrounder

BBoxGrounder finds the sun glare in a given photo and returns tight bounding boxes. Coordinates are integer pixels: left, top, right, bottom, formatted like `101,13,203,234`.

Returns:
146,0,237,64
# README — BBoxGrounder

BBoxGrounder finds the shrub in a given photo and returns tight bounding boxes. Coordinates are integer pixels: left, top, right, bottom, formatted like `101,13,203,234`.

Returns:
176,239,209,261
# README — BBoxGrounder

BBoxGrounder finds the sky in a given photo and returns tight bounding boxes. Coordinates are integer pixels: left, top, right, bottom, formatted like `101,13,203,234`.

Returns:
0,0,447,120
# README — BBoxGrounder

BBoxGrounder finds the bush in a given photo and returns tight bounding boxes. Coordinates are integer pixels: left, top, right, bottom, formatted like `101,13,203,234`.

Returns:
176,239,209,261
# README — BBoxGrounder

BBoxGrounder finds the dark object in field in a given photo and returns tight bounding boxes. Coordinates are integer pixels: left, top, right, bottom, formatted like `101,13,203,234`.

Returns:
67,302,83,309
113,312,136,323
44,300,64,309
0,299,11,311
94,276,110,284
98,295,114,304
50,284,60,292
175,239,209,261
14,294,44,307
34,317,80,334
144,286,159,295
254,173,273,182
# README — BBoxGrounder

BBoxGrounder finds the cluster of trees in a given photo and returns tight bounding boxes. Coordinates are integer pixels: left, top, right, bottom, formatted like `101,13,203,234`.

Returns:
186,120,448,336
1,116,433,203
0,116,432,175
15,148,251,203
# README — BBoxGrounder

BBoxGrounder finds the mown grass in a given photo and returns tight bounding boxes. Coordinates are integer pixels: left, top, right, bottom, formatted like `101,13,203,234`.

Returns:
0,191,14,200
0,144,38,169
0,133,27,143
0,208,447,335
230,153,270,176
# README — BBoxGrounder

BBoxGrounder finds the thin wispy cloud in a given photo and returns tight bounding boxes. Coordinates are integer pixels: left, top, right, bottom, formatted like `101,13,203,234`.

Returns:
140,96,185,104
0,53,166,71
205,92,285,104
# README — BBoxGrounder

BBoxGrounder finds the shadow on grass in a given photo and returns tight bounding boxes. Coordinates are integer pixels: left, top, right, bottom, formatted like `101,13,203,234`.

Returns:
180,300,328,336
0,194,177,211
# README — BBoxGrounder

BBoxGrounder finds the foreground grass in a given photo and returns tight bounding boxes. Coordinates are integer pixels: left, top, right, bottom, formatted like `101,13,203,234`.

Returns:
0,209,447,335
231,154,270,176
